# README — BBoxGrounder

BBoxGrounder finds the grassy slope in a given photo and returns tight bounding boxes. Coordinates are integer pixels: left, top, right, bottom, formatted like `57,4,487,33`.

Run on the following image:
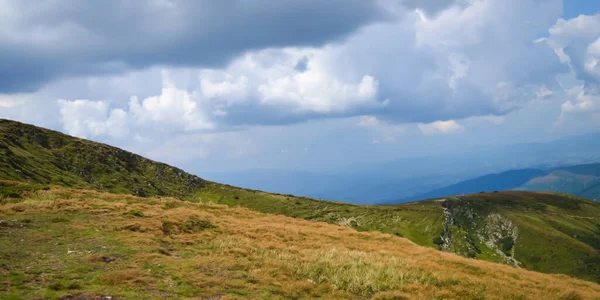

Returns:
427,191,600,282
0,119,206,198
1,183,600,300
204,184,600,282
1,119,600,283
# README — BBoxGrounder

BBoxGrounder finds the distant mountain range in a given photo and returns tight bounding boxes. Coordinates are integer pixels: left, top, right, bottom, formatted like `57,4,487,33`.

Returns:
398,163,600,203
204,132,600,204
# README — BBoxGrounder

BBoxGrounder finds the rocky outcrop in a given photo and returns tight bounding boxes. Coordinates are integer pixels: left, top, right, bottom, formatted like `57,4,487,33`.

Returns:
436,197,520,267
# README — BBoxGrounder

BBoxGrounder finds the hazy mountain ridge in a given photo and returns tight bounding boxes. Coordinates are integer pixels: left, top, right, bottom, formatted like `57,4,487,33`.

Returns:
204,132,600,204
404,163,600,203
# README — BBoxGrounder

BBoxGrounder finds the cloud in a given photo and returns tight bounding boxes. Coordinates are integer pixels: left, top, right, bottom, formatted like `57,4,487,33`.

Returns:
546,13,600,84
200,76,248,102
258,73,379,114
299,0,565,124
418,120,464,134
57,99,128,138
357,116,381,127
0,94,29,108
0,0,386,93
8,0,600,152
558,85,600,122
129,86,213,131
544,13,600,122
138,0,567,129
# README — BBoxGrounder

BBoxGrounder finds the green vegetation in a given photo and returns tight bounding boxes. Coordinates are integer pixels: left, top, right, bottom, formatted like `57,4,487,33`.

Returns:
0,119,205,199
518,170,600,201
1,185,599,299
1,119,600,284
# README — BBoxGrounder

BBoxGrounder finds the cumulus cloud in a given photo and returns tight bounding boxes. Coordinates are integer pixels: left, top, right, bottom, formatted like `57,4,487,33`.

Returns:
290,0,566,124
8,0,600,148
57,72,215,139
129,87,213,131
544,13,600,122
57,99,128,138
558,85,600,122
546,13,600,83
258,74,379,113
200,76,248,102
0,0,386,93
418,120,464,134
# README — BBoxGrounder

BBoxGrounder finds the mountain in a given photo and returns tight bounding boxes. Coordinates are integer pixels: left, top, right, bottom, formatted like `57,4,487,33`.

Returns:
1,119,600,285
404,163,600,203
203,132,600,204
203,169,454,204
2,183,600,299
399,168,548,202
517,164,600,201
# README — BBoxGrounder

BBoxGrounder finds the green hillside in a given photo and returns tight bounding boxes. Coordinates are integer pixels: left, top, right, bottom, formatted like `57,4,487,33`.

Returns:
518,169,600,201
3,183,600,299
0,119,206,198
1,119,600,283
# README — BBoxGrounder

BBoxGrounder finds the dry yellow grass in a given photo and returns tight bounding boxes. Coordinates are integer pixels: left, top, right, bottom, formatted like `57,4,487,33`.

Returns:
1,185,600,299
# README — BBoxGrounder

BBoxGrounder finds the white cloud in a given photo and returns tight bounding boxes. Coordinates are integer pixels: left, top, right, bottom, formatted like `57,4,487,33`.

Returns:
0,94,29,108
545,13,600,123
357,115,380,127
259,73,379,113
129,87,213,131
559,85,600,121
57,99,128,138
546,13,600,81
199,74,248,102
197,48,385,117
585,37,600,80
418,120,464,134
536,86,554,100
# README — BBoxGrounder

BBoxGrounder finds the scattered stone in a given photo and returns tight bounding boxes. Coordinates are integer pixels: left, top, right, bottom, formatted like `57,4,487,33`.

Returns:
0,263,10,273
98,254,121,263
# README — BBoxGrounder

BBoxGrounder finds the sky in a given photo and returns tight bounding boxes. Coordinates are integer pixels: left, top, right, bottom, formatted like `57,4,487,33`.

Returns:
1,0,600,177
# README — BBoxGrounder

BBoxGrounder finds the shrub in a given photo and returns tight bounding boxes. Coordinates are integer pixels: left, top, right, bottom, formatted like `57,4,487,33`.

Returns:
500,237,514,255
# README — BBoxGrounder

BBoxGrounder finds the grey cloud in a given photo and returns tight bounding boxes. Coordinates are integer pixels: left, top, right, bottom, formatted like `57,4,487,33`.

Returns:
294,56,309,73
0,0,387,93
